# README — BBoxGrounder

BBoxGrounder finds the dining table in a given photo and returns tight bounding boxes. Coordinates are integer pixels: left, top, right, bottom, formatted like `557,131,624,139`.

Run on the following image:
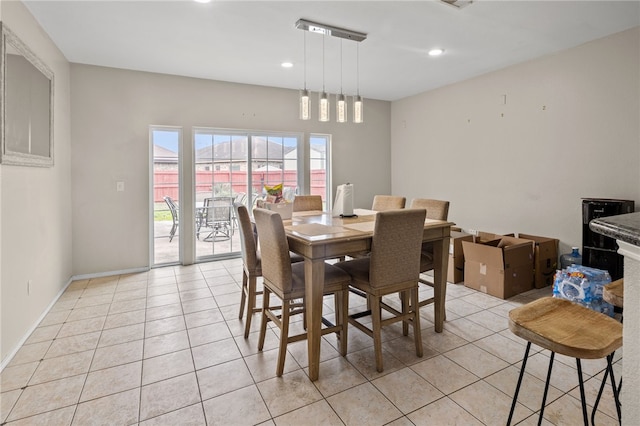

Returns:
283,208,453,381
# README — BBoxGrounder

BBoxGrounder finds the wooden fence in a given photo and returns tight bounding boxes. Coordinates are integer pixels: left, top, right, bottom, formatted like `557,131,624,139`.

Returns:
154,170,326,203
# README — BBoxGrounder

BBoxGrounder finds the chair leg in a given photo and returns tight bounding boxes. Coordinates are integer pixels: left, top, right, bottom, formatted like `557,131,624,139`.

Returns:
338,289,348,356
411,286,423,358
244,275,257,338
276,299,291,377
371,296,384,373
507,342,531,426
401,290,409,336
239,273,248,320
258,288,270,351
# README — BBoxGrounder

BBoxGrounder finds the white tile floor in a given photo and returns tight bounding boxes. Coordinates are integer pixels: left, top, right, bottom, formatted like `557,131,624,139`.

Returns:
0,259,623,425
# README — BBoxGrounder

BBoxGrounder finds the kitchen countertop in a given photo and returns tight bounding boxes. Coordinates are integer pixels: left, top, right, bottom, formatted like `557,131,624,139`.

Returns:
590,212,640,247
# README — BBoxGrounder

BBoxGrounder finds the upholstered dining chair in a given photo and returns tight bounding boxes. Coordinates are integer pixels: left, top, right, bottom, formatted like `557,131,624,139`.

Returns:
234,203,304,338
292,195,323,212
371,195,406,211
335,208,426,372
253,208,351,376
409,198,450,310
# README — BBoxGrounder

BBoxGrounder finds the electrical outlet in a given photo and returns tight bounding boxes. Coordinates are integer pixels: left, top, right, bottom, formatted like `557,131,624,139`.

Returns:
467,229,478,236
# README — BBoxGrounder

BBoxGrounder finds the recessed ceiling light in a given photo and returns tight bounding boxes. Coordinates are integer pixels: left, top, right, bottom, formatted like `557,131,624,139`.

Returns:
281,62,293,68
428,48,445,57
194,0,211,3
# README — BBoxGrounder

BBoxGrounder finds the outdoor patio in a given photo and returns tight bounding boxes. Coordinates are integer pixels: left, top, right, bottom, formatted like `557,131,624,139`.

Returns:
154,220,242,265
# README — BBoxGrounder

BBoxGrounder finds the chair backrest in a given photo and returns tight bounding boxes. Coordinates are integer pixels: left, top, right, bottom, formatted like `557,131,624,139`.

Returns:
253,208,293,292
293,195,323,212
371,195,406,211
163,196,178,223
234,192,247,205
369,209,426,289
234,203,259,271
410,198,450,220
205,196,233,222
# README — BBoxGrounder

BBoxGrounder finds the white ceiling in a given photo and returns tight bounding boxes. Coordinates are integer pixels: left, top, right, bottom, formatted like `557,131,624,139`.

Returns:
22,0,640,101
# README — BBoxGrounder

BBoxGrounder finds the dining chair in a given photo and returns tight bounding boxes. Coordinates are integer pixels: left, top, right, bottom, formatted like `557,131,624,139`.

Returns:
335,208,426,372
371,195,406,211
409,198,450,310
234,203,305,338
292,195,323,212
253,208,351,376
163,196,179,242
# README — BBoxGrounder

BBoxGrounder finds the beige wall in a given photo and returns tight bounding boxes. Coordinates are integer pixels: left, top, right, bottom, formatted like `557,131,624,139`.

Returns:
70,65,392,275
391,27,640,255
0,1,72,363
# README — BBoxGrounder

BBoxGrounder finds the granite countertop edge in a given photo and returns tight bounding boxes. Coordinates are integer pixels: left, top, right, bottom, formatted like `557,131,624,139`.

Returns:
589,212,640,247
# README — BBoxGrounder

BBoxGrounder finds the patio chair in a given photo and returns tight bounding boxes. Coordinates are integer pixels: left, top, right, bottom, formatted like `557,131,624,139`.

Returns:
198,196,233,241
163,196,179,242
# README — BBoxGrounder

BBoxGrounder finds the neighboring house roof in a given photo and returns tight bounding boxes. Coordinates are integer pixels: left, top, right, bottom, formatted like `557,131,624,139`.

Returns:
154,144,178,163
196,137,295,162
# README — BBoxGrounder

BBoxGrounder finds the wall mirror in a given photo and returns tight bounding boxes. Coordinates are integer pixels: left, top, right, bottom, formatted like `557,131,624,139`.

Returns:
0,22,54,167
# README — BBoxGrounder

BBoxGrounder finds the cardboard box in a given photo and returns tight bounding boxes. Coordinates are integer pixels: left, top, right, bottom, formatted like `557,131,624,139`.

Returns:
475,231,503,243
516,233,559,289
263,202,293,219
462,236,534,299
448,231,474,283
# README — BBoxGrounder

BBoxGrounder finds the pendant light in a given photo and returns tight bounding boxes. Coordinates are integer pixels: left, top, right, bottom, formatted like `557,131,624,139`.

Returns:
336,40,347,123
353,43,364,124
319,34,330,122
299,31,310,120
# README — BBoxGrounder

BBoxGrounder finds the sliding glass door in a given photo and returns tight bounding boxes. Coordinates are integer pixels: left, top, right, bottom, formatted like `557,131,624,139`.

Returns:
150,126,330,265
194,129,303,261
151,127,181,266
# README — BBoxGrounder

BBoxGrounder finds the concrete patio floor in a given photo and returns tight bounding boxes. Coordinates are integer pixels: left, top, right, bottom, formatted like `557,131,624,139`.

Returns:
153,220,241,265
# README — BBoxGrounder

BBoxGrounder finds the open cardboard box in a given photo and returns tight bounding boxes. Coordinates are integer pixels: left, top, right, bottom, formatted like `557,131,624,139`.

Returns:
462,236,534,299
514,233,559,289
448,230,474,283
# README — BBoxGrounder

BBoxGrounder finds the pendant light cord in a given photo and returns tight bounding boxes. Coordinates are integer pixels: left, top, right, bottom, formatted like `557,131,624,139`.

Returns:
340,39,343,94
356,43,360,96
322,34,326,92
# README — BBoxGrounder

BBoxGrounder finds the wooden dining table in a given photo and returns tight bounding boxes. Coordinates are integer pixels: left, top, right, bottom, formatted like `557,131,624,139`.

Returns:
283,208,453,381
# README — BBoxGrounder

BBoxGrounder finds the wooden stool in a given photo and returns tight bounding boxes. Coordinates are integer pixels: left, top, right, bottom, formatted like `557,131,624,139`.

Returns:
593,279,624,423
603,279,624,309
507,297,622,425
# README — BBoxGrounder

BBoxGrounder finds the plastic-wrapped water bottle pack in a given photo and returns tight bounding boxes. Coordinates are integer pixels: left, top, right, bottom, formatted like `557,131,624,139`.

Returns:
552,265,614,317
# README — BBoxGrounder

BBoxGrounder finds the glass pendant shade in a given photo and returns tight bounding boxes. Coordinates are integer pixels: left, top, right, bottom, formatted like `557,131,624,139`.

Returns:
353,95,363,123
336,94,347,123
299,89,310,120
319,91,330,122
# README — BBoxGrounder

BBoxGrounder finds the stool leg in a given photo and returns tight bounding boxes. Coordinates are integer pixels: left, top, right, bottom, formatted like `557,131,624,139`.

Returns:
538,351,555,425
507,342,531,426
591,360,610,425
576,359,589,426
606,355,622,424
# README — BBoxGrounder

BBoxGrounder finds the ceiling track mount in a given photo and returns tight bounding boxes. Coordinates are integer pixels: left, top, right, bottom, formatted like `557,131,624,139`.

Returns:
295,19,367,43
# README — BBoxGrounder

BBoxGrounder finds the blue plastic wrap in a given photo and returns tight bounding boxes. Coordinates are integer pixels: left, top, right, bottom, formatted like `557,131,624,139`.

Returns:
552,265,614,317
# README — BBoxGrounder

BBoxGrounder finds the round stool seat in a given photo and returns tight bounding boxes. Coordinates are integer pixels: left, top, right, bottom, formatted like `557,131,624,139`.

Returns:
509,297,622,359
603,278,624,309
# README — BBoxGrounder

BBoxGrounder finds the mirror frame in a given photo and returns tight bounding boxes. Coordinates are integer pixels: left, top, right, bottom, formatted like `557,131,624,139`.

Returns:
0,22,54,167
